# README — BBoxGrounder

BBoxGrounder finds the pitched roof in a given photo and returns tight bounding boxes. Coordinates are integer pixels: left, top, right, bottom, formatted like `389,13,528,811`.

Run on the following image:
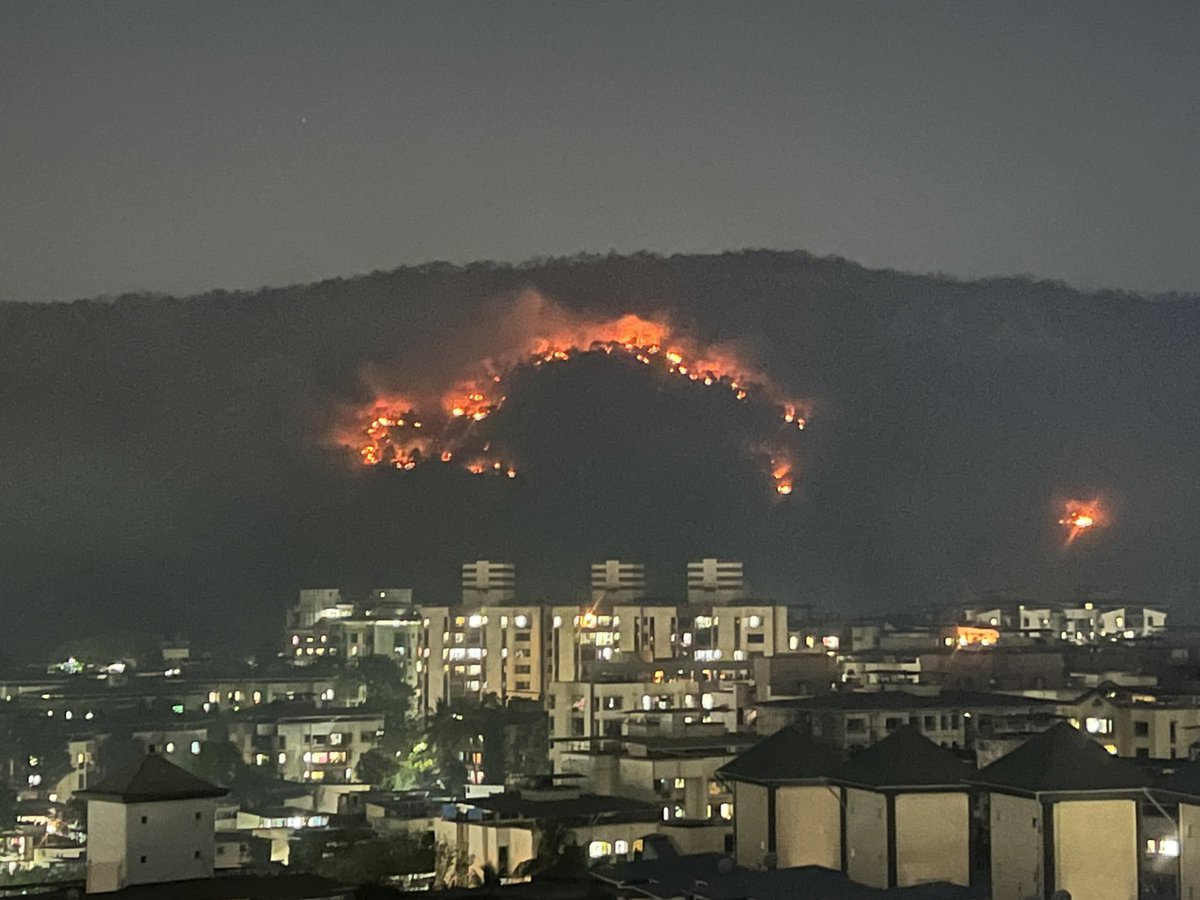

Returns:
715,726,845,785
77,753,227,803
967,722,1147,795
840,726,972,789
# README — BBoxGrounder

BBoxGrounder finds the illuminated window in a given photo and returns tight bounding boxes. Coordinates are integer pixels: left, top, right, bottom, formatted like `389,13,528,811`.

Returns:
165,742,176,753
190,741,201,755
614,840,629,855
277,752,287,765
747,615,762,628
208,691,219,703
674,777,686,789
515,615,529,628
588,841,612,859
1085,717,1113,735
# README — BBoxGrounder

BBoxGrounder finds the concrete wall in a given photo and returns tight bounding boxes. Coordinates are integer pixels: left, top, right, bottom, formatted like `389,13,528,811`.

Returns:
1054,799,1137,900
1182,802,1200,900
845,787,888,889
894,792,969,887
87,798,215,893
989,793,1041,900
775,785,841,870
733,782,769,868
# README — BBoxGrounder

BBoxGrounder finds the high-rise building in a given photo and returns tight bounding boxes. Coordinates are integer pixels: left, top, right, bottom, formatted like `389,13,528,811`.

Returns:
461,560,516,604
686,559,745,603
590,559,646,605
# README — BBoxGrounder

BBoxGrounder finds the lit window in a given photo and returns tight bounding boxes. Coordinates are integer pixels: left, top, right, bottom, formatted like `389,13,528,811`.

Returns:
190,741,201,755
1085,717,1113,735
674,777,686,789
165,742,176,753
208,692,219,703
747,615,762,628
277,752,287,765
588,841,612,859
515,615,528,629
614,840,629,855
1161,839,1180,857
468,615,483,628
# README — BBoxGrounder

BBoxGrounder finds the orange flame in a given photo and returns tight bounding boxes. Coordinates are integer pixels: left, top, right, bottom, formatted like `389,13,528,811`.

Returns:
1058,498,1107,545
344,305,811,496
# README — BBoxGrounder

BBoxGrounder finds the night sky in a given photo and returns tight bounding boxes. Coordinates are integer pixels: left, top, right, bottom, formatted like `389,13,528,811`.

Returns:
2,4,1200,662
4,1,1200,301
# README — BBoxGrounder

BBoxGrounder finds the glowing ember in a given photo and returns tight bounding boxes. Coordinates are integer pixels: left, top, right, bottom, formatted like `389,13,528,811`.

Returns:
343,306,811,496
1058,498,1107,544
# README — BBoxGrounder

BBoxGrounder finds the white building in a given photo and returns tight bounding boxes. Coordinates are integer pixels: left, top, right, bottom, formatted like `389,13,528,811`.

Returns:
462,560,516,604
686,559,745,603
79,754,227,894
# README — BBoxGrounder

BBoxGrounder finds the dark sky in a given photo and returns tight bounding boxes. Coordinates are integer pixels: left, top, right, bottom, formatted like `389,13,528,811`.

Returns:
4,1,1200,302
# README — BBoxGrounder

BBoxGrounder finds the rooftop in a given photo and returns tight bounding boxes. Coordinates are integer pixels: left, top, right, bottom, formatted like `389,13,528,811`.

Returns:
594,852,986,899
452,790,659,824
759,689,1056,713
77,753,228,803
841,726,973,789
716,726,845,786
967,722,1148,796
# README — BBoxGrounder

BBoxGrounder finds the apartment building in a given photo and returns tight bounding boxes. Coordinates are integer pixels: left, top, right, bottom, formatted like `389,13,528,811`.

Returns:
591,559,646,604
1058,684,1200,759
228,711,385,783
686,559,744,603
756,690,1059,752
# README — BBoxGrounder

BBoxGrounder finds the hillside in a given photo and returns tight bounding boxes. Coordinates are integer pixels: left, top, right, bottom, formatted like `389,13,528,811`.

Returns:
2,250,1198,659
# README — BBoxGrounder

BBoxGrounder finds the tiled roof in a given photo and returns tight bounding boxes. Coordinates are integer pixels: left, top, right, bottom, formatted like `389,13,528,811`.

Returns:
716,726,845,785
78,754,227,803
967,722,1147,795
840,726,972,789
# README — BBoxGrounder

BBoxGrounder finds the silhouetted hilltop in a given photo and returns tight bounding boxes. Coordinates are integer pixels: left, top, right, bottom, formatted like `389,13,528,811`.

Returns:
2,251,1197,659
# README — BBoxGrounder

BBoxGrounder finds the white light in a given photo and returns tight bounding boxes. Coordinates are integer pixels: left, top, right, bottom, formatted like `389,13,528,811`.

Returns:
748,615,762,628
515,615,528,629
165,742,176,753
1161,839,1180,857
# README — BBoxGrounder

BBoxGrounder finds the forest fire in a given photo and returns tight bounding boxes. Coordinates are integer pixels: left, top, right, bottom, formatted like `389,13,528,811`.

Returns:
344,303,810,497
1059,498,1106,544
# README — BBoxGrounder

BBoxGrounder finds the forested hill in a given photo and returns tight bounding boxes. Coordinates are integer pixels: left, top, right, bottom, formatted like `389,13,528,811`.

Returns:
2,251,1198,660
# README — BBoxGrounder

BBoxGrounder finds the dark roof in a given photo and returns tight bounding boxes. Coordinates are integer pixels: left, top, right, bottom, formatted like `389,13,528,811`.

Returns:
967,722,1148,795
458,791,659,824
30,873,346,900
595,852,987,899
759,689,1055,712
77,754,228,803
840,726,972,789
1153,760,1200,799
716,726,845,785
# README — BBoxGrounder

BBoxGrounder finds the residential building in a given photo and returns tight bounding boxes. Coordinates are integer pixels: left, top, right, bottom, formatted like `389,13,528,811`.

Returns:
591,560,646,604
432,781,680,883
78,754,227,893
967,723,1148,900
228,711,384,783
755,689,1059,752
716,726,845,871
686,559,744,603
461,560,515,604
838,727,972,889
